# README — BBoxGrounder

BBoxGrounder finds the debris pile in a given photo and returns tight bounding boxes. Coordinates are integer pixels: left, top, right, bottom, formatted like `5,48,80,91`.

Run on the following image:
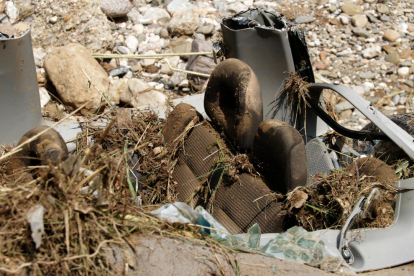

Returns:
284,158,398,231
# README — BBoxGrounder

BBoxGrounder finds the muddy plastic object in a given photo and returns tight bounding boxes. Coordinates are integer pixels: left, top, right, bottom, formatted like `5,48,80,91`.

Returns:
6,126,69,174
0,30,44,145
205,58,263,151
162,103,203,145
253,119,307,193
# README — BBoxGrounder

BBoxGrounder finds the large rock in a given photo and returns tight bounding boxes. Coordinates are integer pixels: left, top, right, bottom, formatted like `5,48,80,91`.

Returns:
121,78,168,108
100,0,133,18
168,10,200,36
341,2,362,16
186,39,216,91
44,43,109,115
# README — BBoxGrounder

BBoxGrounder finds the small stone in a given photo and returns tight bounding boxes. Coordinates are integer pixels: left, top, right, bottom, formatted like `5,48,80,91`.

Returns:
352,27,370,38
100,0,133,18
64,14,72,22
295,16,315,24
400,48,412,59
377,3,390,14
125,35,139,53
339,15,349,25
339,110,353,120
144,64,159,73
167,0,195,13
359,72,377,79
335,101,354,112
141,7,170,25
405,80,414,88
110,66,133,77
320,51,327,62
352,86,365,96
401,61,412,67
383,30,400,42
351,14,368,28
39,87,51,108
138,34,146,42
160,28,169,38
382,45,394,54
341,2,363,16
37,71,46,84
168,71,186,88
141,50,157,67
313,62,327,70
116,46,129,54
170,37,192,60
362,46,381,59
328,4,338,13
49,16,58,24
408,24,414,33
366,13,379,23
5,1,19,24
196,24,214,35
168,10,200,36
385,52,400,64
132,24,144,35
392,94,400,105
342,76,351,84
380,15,391,22
398,67,410,77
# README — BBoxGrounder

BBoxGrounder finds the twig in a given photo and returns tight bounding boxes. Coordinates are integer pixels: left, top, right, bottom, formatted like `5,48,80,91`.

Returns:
92,52,213,59
71,165,107,194
64,210,70,255
164,58,210,77
0,102,90,162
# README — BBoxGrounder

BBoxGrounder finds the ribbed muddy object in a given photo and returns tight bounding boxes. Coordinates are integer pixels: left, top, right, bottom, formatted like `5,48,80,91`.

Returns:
167,105,284,234
172,124,221,208
7,126,69,174
162,103,203,145
204,58,263,151
253,119,307,194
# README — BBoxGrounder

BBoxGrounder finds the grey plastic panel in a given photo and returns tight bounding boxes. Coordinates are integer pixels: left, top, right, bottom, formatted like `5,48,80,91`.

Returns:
307,83,414,160
0,30,44,145
305,137,334,185
220,22,295,122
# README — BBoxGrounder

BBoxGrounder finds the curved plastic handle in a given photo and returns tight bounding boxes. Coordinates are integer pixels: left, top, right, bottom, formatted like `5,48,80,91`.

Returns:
307,83,414,160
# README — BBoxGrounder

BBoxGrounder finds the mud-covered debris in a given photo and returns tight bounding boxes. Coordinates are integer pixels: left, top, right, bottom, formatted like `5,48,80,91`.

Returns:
284,158,398,231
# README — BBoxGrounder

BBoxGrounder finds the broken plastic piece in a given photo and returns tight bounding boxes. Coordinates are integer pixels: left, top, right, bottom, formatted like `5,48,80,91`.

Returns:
27,204,45,249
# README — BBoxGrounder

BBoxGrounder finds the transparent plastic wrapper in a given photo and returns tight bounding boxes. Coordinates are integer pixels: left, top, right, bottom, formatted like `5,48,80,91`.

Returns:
151,202,344,272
